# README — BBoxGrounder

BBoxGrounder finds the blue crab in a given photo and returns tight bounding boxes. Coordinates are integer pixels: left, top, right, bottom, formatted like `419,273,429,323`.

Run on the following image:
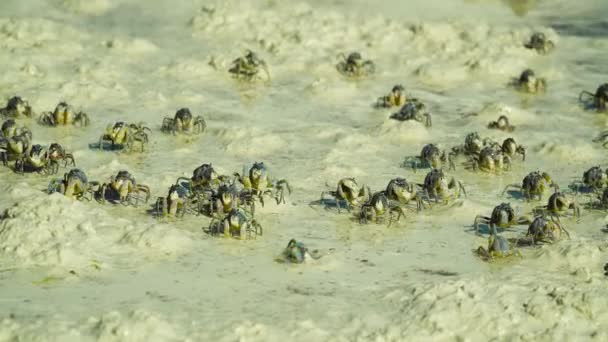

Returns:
514,69,546,94
502,171,558,201
526,215,569,245
38,102,90,127
474,203,531,234
336,52,375,78
278,239,321,264
385,177,424,211
524,32,554,54
161,108,206,135
229,50,270,81
99,122,151,152
501,138,526,161
1,128,32,165
390,98,432,127
487,115,515,132
376,85,407,108
206,207,262,239
235,162,291,206
320,177,370,212
580,83,608,112
98,170,150,206
533,191,580,220
463,145,511,173
154,183,197,218
48,168,99,200
418,169,466,204
0,96,34,118
404,144,454,171
358,191,406,226
477,225,521,261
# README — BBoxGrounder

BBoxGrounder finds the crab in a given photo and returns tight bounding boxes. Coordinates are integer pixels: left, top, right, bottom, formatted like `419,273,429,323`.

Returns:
474,202,531,234
590,188,608,210
47,168,99,200
385,177,424,210
0,128,32,165
99,122,151,152
526,215,569,245
533,191,580,220
451,132,495,159
570,166,608,193
418,169,466,204
206,207,262,239
389,98,432,127
208,181,256,218
161,108,206,135
320,177,370,212
358,191,406,226
404,144,454,171
464,146,511,173
38,102,90,127
580,83,608,112
98,170,150,206
279,239,312,264
500,137,526,161
502,171,557,201
0,96,34,118
235,162,291,206
228,50,270,81
186,163,222,192
487,115,515,132
14,143,75,175
592,130,608,148
1,119,29,138
514,69,546,93
336,52,375,78
604,263,608,277
376,85,407,108
524,32,554,54
477,229,520,261
154,183,198,218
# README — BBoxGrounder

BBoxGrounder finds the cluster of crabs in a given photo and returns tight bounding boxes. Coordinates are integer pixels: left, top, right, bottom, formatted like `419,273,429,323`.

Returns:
151,162,290,240
472,162,608,261
317,169,466,227
0,100,75,175
404,132,526,174
226,35,605,133
43,161,291,241
3,30,608,268
0,96,207,155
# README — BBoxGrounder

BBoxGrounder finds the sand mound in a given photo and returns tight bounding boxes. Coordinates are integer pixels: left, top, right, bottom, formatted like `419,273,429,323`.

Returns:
0,190,192,271
0,309,183,342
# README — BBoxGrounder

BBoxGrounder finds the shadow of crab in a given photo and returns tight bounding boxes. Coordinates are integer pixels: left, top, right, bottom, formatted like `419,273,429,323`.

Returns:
88,142,129,151
502,189,526,200
309,198,353,212
466,223,513,236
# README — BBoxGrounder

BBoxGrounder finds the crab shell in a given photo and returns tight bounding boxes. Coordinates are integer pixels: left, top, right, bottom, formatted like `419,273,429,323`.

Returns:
421,144,442,168
386,178,414,203
488,234,511,256
27,144,48,168
338,178,360,202
465,132,483,154
283,239,309,263
491,203,516,227
584,166,606,188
